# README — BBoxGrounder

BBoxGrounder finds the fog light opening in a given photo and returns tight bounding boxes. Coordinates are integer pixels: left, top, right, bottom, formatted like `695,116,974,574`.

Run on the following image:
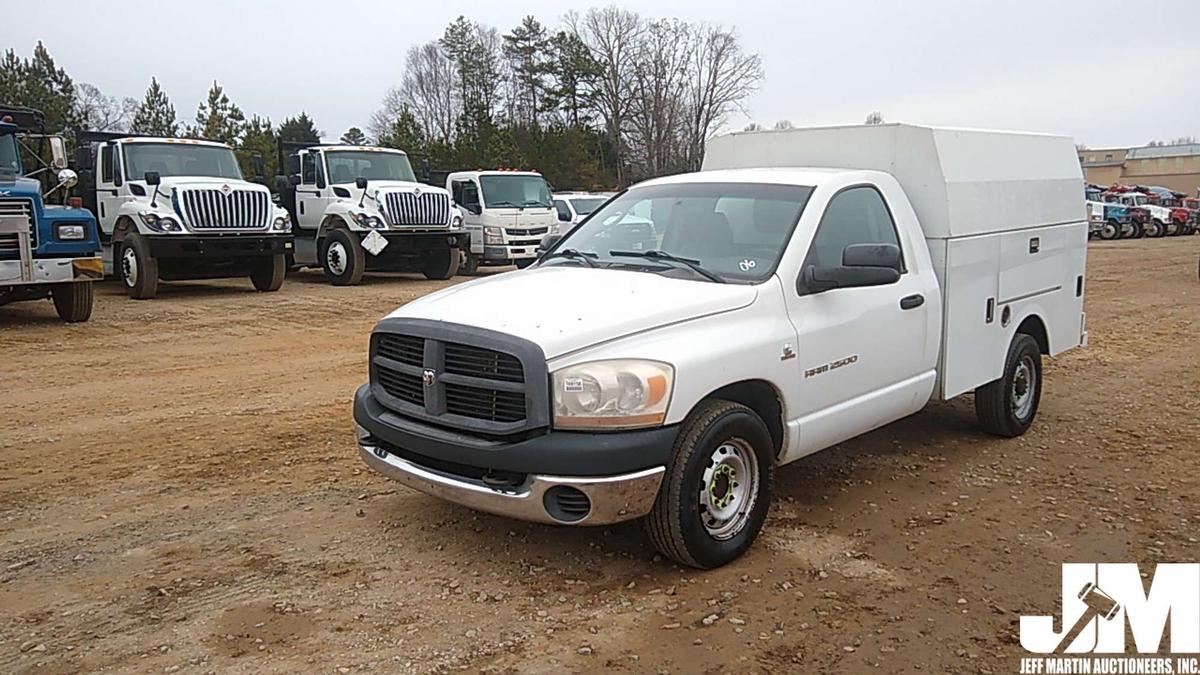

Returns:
543,486,591,523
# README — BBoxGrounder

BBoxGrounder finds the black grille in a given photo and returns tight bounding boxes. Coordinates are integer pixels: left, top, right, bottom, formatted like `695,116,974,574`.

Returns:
371,325,547,435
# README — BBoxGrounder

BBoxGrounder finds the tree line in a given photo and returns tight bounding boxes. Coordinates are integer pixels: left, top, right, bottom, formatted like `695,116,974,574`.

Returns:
3,8,764,190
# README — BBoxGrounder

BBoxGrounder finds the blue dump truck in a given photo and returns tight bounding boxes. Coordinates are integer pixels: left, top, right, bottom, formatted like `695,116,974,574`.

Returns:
0,106,102,322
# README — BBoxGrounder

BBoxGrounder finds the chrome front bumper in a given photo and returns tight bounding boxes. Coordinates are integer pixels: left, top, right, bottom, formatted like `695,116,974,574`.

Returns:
357,433,665,526
0,256,103,286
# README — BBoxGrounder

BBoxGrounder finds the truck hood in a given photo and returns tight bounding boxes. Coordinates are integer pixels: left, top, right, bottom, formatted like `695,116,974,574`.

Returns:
386,267,758,358
154,176,268,193
363,181,449,195
0,175,43,199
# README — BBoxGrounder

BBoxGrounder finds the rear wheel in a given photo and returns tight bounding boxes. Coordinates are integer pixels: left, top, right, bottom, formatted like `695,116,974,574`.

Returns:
645,400,775,569
421,247,460,280
118,234,159,299
460,251,480,276
975,333,1042,438
51,282,93,322
321,229,365,286
250,254,286,292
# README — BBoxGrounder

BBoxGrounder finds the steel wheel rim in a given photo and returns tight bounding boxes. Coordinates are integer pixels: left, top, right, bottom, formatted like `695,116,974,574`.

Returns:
1011,356,1036,420
326,241,347,276
122,247,138,287
699,437,759,540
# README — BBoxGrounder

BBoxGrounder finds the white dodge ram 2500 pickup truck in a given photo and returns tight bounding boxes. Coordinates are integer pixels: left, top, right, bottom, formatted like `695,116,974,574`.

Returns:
354,123,1088,569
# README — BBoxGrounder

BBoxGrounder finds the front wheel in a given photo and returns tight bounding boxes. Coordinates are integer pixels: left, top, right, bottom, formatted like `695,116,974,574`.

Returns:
974,333,1042,438
118,234,159,299
321,229,365,286
250,254,286,292
645,400,775,569
1145,220,1165,238
421,248,460,280
51,282,93,322
515,258,536,269
1098,220,1120,240
460,251,480,276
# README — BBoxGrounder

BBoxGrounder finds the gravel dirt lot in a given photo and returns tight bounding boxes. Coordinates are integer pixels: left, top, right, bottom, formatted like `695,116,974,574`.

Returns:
2,238,1198,674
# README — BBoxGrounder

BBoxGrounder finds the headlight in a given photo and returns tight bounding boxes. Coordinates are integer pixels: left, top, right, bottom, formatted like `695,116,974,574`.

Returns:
138,211,182,233
55,223,86,240
353,213,384,229
452,214,463,228
484,225,504,245
552,360,673,430
273,214,292,232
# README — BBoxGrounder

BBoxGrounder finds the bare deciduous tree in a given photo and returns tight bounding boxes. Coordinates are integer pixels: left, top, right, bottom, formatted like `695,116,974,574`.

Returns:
370,42,459,145
571,6,643,187
75,82,136,132
627,19,692,178
680,24,763,171
773,120,794,130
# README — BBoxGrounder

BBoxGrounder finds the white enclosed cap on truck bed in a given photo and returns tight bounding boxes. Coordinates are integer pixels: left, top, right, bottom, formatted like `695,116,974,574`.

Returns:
702,123,1084,239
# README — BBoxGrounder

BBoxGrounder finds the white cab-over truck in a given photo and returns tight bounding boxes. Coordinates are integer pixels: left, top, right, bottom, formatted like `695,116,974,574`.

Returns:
354,123,1088,569
74,132,294,299
447,170,558,273
276,144,467,284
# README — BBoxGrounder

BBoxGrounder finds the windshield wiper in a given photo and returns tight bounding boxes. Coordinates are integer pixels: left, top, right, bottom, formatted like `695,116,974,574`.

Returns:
541,248,598,268
609,250,726,283
490,200,520,208
523,200,551,208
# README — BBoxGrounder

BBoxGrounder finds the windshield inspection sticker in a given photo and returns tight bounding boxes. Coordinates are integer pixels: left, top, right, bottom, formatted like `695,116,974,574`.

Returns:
739,259,756,272
362,230,388,256
562,377,585,393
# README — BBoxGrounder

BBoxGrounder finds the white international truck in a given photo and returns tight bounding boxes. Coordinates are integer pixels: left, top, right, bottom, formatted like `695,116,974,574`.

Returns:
74,132,294,299
446,170,558,273
354,123,1088,569
276,144,467,284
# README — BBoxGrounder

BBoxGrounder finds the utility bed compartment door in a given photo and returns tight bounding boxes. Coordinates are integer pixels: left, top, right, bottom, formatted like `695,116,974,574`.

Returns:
935,235,1002,399
998,227,1068,304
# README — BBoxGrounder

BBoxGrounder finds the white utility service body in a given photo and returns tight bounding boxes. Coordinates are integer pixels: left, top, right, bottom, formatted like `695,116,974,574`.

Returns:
354,123,1088,569
446,170,559,272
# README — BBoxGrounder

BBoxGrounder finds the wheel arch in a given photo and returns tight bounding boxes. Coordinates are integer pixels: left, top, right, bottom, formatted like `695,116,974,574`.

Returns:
318,213,356,239
698,380,786,461
1014,313,1050,355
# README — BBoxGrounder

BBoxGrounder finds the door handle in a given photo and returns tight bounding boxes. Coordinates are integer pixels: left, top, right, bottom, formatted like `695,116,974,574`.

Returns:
900,294,925,310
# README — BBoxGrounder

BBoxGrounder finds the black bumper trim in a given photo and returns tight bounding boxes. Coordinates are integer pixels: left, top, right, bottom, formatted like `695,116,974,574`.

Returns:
353,384,678,477
146,234,294,258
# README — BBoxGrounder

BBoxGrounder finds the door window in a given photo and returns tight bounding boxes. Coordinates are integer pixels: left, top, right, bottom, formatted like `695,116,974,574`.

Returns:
301,153,318,184
804,186,902,269
554,200,572,221
100,145,113,183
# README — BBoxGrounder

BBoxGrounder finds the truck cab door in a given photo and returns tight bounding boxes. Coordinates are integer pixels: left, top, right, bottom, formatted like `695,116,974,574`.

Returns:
452,179,485,256
95,142,126,236
782,185,939,460
296,151,332,231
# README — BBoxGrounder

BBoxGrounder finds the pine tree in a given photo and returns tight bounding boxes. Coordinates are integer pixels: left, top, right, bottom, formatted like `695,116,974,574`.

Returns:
278,112,320,143
0,42,78,132
339,127,367,145
130,77,178,136
193,81,245,145
238,115,278,180
503,16,551,126
376,107,425,153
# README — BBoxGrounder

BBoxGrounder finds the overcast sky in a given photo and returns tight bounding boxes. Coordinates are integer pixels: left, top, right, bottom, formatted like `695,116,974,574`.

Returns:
4,0,1198,148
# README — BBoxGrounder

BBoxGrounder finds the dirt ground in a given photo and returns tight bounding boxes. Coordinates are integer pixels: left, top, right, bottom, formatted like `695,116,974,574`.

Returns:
2,238,1198,674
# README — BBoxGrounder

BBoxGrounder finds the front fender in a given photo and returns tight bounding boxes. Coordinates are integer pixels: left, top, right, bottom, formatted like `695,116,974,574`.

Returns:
319,202,370,236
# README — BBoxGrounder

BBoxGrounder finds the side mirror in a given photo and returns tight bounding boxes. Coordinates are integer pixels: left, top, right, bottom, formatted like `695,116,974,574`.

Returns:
56,168,78,189
842,242,902,272
355,176,368,190
800,264,900,294
274,175,290,192
144,171,161,186
288,173,301,187
537,232,563,257
557,210,571,222
251,153,265,181
48,137,68,170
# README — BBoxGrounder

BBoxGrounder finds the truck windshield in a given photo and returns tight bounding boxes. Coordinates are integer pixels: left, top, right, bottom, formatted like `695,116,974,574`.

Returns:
123,143,243,180
479,174,552,208
549,182,814,282
325,151,416,183
568,197,607,215
0,133,19,176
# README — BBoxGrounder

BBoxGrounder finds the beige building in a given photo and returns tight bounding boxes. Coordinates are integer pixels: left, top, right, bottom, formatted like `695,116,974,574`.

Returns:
1079,144,1200,195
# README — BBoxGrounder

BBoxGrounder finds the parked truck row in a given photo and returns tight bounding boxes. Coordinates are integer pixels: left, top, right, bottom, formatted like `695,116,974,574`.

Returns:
1086,183,1198,240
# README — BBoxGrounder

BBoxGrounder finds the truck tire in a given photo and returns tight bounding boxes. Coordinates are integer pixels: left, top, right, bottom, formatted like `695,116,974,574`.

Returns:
1144,220,1165,238
460,251,480,276
1098,220,1120,240
321,229,365,286
645,399,775,569
118,234,159,300
421,247,461,280
1165,221,1179,237
250,254,286,292
974,333,1042,438
51,282,94,323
